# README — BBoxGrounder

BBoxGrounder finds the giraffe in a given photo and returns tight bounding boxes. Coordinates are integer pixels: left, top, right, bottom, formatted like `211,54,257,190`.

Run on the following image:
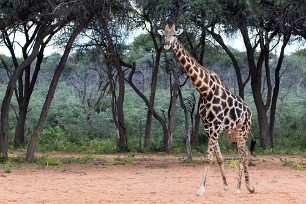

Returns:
158,24,255,195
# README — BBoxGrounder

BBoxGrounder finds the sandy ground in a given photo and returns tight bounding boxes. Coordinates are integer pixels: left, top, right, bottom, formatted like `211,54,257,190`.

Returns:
0,154,305,204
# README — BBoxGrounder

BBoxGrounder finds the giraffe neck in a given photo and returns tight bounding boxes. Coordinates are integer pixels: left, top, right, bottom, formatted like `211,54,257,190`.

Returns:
172,41,212,98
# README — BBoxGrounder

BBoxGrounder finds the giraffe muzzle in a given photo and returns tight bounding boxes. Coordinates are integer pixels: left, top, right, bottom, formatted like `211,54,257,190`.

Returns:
163,42,171,50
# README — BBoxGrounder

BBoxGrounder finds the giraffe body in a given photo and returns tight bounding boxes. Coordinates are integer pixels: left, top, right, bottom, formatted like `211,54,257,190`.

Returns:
158,24,254,195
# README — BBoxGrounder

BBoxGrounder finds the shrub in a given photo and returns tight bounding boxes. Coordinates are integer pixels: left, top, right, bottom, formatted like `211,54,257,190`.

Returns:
35,155,62,166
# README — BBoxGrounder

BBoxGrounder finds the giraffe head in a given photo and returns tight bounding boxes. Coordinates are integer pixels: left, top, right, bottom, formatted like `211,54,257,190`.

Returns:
158,24,183,50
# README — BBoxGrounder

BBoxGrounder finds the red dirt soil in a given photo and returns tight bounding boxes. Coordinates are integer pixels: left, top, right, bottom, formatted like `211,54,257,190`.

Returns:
0,154,305,204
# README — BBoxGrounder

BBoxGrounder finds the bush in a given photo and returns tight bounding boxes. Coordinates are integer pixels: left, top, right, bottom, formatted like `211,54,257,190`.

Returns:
274,95,306,152
35,155,62,166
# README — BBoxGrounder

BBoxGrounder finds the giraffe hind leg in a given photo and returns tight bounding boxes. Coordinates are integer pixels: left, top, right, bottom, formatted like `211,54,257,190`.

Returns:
243,147,255,193
236,137,255,193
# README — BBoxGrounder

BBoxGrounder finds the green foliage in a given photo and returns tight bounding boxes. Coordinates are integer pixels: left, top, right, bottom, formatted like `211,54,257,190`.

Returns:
95,98,112,113
0,153,8,163
40,126,65,145
0,155,27,173
273,94,306,153
2,80,306,156
229,160,239,168
35,155,62,166
0,161,14,173
290,49,306,73
107,154,135,164
34,155,95,166
38,135,118,154
282,160,304,170
126,33,155,63
204,45,246,68
10,156,26,164
61,155,93,164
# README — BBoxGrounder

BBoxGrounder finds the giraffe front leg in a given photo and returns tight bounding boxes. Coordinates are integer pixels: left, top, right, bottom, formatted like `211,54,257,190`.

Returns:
196,166,209,196
196,138,215,196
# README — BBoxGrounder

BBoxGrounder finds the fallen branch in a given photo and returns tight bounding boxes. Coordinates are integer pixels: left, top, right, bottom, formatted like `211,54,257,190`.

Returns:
224,156,261,162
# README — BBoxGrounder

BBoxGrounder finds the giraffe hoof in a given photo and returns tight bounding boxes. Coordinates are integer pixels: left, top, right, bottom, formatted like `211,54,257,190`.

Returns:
249,186,255,193
235,189,241,194
196,185,205,196
224,185,229,193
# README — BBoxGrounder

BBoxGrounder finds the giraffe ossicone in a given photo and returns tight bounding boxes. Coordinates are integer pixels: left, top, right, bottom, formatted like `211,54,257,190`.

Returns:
158,23,255,195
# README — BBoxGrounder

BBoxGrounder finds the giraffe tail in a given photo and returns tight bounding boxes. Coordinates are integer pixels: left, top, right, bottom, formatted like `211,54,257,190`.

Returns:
249,132,256,156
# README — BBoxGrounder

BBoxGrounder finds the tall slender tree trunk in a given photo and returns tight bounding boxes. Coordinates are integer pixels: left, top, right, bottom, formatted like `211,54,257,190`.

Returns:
178,88,192,161
165,83,179,153
107,61,120,147
239,21,274,149
14,108,27,148
14,51,44,148
207,28,248,99
256,105,272,148
250,57,272,149
26,19,90,162
269,32,290,145
164,63,182,153
126,64,169,151
99,18,127,151
144,48,162,151
186,28,206,144
115,60,127,150
191,98,201,144
0,38,42,156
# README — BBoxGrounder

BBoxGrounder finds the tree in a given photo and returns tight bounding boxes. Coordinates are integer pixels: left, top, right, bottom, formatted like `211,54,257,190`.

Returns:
1,23,55,148
0,0,109,160
184,0,304,149
207,0,306,148
133,0,169,151
81,0,134,151
0,0,68,156
26,0,122,162
132,0,212,151
178,88,193,161
65,51,109,127
26,17,93,162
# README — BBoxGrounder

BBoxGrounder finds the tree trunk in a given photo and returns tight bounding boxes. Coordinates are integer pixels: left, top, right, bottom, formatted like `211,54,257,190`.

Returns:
250,59,272,149
26,19,90,162
207,29,248,99
14,108,27,148
115,60,127,151
256,105,272,148
191,97,201,144
99,18,127,151
269,32,290,146
164,63,182,153
165,83,179,153
0,38,42,156
144,48,162,151
108,61,120,147
178,88,192,161
125,63,169,151
14,50,44,148
186,28,206,144
239,21,274,149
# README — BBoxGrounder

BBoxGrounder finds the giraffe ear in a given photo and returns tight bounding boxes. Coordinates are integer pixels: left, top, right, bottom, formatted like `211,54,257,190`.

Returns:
175,29,183,36
157,29,165,36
